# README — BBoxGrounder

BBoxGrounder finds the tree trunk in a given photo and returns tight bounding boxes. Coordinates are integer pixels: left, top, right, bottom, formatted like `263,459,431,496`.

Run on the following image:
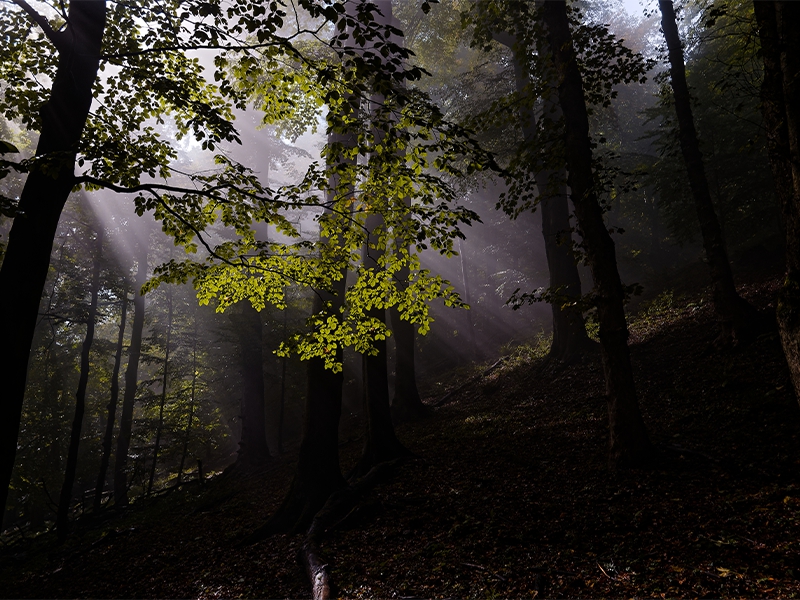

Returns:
755,1,800,400
114,234,148,507
659,0,758,345
234,304,271,466
177,310,199,484
495,28,593,363
94,279,128,511
351,211,411,479
0,0,106,526
56,226,103,542
542,1,654,469
389,304,428,423
147,285,174,495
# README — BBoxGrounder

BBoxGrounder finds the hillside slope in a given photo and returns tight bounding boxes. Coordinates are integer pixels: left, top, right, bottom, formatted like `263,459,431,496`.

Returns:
2,277,799,598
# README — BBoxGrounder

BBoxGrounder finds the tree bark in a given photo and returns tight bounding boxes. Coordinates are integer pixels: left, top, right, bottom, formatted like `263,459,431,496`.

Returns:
177,309,199,484
56,226,103,542
541,1,654,469
494,28,593,363
0,0,106,526
659,0,758,345
94,279,128,511
147,285,174,494
114,234,148,507
755,1,800,400
389,304,428,423
233,304,271,466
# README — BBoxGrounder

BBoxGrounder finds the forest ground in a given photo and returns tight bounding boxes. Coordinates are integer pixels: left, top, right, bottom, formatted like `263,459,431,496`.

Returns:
2,272,800,598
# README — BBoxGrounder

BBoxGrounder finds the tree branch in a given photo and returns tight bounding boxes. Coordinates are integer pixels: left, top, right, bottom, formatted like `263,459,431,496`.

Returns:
11,0,66,51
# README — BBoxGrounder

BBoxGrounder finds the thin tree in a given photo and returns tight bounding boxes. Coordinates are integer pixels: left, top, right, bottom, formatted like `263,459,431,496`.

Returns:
94,275,128,511
147,284,174,495
541,0,654,468
658,0,758,345
177,308,199,484
114,232,149,507
56,224,103,542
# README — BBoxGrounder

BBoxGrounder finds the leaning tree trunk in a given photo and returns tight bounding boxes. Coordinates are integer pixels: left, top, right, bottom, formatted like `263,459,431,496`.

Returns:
114,234,149,507
94,280,128,512
494,28,593,363
754,1,800,400
542,0,654,469
0,0,106,526
147,285,174,495
659,0,758,345
56,226,103,542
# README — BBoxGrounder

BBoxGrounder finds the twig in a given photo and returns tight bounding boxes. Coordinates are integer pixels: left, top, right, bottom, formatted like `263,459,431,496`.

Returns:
597,563,613,580
461,562,507,582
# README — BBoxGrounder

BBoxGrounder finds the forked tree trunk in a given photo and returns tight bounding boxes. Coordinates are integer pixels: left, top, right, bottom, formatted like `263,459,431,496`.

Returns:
56,226,103,542
542,1,654,469
94,279,128,511
114,235,149,507
659,0,759,345
147,285,174,495
494,28,593,363
0,0,106,526
754,1,800,400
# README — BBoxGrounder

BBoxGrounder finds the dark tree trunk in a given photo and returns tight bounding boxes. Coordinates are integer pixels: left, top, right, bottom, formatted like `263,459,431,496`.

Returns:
541,1,655,469
457,238,479,362
147,285,174,495
56,227,103,542
233,304,271,466
177,311,199,484
659,0,759,345
94,279,128,511
496,29,593,363
114,236,148,507
755,1,800,400
351,214,411,479
0,0,106,525
389,304,428,423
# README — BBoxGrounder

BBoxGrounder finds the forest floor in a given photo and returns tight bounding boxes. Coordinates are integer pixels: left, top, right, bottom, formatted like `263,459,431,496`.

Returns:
3,274,800,598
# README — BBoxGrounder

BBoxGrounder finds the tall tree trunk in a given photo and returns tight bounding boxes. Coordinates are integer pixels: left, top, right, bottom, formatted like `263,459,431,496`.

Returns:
114,234,149,507
389,303,428,423
457,238,479,362
177,309,199,484
659,0,758,345
234,304,271,466
56,226,103,542
541,1,654,469
494,28,593,363
0,0,106,526
147,285,174,495
755,1,800,400
94,284,128,511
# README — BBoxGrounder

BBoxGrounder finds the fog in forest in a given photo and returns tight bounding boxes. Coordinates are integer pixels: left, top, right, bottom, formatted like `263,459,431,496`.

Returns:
1,0,797,596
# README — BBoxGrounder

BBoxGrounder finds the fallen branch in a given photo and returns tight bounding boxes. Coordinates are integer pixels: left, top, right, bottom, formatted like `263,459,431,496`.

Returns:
462,561,507,581
299,458,407,600
434,357,507,407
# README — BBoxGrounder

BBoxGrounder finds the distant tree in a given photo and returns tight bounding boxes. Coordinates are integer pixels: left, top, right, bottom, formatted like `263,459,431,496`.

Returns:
658,0,759,345
56,221,103,541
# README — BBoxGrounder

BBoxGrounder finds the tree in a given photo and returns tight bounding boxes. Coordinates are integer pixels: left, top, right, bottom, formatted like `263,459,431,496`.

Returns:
754,1,800,399
541,0,654,468
658,0,758,345
56,222,103,541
